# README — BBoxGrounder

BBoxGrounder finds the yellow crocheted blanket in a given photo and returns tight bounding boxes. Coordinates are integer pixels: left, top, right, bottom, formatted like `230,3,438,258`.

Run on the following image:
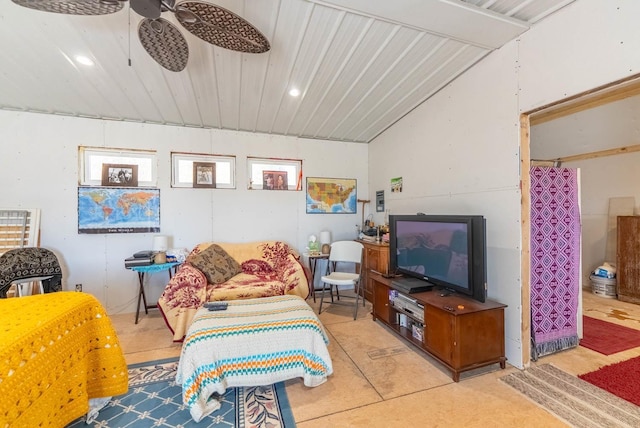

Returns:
0,292,128,427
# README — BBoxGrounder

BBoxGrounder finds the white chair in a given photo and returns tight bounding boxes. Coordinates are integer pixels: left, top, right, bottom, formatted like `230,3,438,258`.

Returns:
318,241,364,320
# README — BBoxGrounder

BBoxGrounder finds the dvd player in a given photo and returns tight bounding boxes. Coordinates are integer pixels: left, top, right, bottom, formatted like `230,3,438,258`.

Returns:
391,277,433,294
391,293,424,322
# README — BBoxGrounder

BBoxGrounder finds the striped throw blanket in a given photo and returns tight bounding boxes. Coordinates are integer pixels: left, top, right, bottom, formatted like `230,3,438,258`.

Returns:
176,295,333,422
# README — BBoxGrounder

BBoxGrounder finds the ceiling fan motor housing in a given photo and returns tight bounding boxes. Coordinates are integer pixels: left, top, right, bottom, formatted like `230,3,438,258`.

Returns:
130,0,175,19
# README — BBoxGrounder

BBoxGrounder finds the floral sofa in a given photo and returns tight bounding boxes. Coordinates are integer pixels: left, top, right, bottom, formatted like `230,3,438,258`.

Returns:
158,241,310,341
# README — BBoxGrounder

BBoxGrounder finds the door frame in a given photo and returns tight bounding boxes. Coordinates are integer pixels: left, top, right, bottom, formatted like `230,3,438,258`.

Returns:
519,73,640,367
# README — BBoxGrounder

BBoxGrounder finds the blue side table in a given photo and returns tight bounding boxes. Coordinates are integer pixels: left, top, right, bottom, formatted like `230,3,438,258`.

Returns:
129,262,181,324
303,252,330,302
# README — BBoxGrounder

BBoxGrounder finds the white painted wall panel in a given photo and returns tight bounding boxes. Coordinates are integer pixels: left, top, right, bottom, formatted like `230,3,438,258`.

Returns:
562,153,640,290
518,0,640,112
369,40,523,365
0,110,367,316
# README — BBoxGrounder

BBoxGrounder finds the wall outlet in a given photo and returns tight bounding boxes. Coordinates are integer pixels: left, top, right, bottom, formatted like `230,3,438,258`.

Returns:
75,283,82,292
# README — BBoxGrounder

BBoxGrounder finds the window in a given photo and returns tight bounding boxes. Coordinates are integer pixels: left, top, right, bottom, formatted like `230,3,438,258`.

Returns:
171,152,236,189
79,147,156,186
247,157,302,190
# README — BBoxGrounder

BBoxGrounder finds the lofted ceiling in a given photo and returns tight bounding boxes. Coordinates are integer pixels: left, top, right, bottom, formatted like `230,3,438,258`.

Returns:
0,0,575,143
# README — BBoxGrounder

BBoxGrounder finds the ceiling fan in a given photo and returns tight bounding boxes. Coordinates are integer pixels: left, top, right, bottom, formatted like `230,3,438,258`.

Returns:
11,0,271,72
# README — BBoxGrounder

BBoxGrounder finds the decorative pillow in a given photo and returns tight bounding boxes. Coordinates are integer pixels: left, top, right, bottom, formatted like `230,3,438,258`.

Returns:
188,244,241,284
241,259,275,276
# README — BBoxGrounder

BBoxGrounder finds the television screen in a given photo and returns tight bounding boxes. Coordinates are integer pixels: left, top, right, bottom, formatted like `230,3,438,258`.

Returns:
395,220,469,289
390,214,486,302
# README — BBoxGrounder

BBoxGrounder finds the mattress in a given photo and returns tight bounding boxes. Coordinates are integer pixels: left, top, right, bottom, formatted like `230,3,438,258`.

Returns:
176,295,333,422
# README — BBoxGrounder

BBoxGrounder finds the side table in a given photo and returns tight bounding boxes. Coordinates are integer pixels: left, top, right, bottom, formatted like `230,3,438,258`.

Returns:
129,262,181,324
304,252,330,302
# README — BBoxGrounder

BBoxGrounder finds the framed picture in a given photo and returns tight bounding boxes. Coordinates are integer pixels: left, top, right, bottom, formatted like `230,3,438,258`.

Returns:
193,162,216,188
391,177,403,193
306,177,357,214
263,170,288,190
101,164,138,187
376,190,385,212
78,187,160,234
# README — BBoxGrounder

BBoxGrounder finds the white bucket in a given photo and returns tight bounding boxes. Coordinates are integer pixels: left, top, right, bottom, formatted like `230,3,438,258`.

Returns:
589,274,617,299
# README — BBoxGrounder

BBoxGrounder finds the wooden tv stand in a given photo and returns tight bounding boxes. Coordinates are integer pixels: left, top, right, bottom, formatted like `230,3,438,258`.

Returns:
371,272,507,381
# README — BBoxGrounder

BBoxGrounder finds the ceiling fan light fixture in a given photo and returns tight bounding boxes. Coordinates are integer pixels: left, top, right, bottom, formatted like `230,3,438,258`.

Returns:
175,6,198,25
149,19,165,34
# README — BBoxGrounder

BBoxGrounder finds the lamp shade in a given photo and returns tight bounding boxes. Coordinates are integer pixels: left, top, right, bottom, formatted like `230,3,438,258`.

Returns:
319,231,331,245
152,235,169,252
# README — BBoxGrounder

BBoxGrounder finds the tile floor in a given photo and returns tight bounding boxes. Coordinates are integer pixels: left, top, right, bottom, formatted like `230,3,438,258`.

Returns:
110,290,640,427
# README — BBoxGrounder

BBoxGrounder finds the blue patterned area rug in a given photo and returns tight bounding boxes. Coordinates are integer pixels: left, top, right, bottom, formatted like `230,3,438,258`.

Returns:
67,357,296,428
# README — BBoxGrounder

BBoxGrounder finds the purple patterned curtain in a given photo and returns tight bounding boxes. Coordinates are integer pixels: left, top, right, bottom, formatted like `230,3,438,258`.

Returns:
530,166,581,359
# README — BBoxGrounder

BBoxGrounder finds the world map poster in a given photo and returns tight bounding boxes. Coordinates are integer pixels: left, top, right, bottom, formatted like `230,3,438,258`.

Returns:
78,187,160,234
306,177,357,214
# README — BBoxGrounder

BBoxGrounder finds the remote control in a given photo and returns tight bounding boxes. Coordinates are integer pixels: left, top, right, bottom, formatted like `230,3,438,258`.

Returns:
204,301,226,308
204,302,228,311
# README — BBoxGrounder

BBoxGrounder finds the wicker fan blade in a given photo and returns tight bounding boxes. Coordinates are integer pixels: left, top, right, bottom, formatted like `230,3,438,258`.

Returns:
130,0,162,19
138,18,189,72
11,0,124,15
174,1,269,54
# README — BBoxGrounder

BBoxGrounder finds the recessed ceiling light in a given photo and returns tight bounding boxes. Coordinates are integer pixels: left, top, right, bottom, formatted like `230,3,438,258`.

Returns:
289,88,301,97
75,55,94,66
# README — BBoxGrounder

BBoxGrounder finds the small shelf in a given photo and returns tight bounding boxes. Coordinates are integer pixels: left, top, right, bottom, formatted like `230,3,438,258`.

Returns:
388,318,424,346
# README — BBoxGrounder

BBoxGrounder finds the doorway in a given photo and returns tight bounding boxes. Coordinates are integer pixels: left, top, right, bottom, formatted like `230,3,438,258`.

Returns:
520,73,640,367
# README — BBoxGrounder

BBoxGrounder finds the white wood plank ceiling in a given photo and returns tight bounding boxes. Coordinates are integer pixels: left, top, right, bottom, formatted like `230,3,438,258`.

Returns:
0,0,575,143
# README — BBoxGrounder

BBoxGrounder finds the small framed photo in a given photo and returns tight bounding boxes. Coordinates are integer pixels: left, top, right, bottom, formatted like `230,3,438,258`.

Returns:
101,164,138,187
263,170,288,190
193,162,216,188
391,177,403,193
376,190,384,212
274,171,288,190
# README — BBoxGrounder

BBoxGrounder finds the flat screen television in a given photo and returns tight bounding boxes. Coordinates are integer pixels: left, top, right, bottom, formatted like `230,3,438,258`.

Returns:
389,214,487,302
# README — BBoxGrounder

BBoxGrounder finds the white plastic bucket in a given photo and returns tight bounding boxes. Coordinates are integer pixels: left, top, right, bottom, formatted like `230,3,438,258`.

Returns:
589,274,617,298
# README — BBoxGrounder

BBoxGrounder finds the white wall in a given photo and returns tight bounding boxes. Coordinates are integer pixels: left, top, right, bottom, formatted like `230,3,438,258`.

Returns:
368,0,640,369
564,153,640,282
0,110,368,314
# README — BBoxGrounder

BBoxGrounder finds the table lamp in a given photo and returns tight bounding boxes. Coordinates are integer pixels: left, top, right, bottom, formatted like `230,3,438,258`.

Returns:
152,235,169,264
320,230,331,254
